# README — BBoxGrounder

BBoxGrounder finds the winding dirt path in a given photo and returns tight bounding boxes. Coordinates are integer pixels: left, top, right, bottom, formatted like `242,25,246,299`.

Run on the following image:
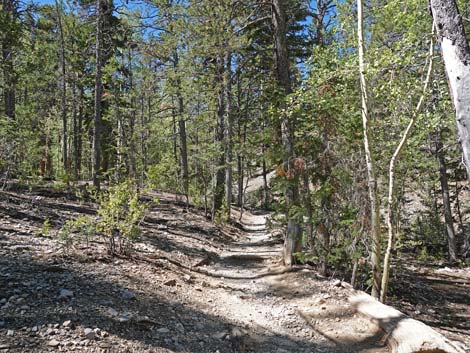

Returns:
187,210,388,353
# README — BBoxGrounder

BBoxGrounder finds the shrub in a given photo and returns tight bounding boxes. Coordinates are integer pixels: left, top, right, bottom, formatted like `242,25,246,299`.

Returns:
95,181,147,255
56,181,147,256
56,215,94,255
36,217,52,237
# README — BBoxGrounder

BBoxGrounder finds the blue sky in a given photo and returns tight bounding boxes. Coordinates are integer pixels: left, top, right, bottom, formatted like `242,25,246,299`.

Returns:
29,0,334,42
32,0,328,18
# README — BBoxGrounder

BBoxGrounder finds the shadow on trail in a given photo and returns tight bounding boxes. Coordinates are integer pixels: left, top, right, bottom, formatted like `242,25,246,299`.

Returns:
230,238,281,248
298,308,387,352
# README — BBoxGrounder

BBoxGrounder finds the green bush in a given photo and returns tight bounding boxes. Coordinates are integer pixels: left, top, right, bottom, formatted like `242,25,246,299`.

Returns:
36,217,52,237
56,181,147,256
95,181,147,255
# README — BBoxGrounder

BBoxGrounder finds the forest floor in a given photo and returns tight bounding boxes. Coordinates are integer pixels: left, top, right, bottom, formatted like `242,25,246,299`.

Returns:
390,256,470,347
0,185,468,353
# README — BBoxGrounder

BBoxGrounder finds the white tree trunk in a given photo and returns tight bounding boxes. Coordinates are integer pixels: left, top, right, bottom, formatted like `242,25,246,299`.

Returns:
350,292,466,353
430,0,470,179
357,0,381,298
441,38,470,177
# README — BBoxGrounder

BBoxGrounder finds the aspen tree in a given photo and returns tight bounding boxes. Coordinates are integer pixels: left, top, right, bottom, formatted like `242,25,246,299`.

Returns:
357,0,381,298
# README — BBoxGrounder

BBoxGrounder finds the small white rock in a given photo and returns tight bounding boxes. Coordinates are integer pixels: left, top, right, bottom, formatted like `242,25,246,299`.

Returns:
48,339,60,347
120,290,136,300
58,289,73,300
212,331,227,340
83,328,95,340
106,308,118,317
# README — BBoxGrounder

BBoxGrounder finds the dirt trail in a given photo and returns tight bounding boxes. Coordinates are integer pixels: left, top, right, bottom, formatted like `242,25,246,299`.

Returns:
186,210,388,353
1,188,467,352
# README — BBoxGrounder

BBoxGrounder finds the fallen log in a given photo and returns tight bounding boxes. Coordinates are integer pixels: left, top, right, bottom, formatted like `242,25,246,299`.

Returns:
349,292,466,353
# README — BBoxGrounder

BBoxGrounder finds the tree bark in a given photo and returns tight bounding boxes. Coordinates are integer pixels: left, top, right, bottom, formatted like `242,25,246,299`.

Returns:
225,51,233,219
2,0,16,120
272,0,302,267
55,0,68,173
172,50,188,206
302,173,313,243
178,97,189,206
435,131,458,263
237,78,248,209
116,107,124,177
430,0,470,179
92,0,104,189
72,78,79,181
144,95,150,175
138,94,146,184
357,0,381,298
127,47,137,179
262,147,268,209
455,182,469,257
236,70,244,208
174,62,189,207
237,154,244,207
171,99,179,195
212,54,226,220
77,85,83,179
